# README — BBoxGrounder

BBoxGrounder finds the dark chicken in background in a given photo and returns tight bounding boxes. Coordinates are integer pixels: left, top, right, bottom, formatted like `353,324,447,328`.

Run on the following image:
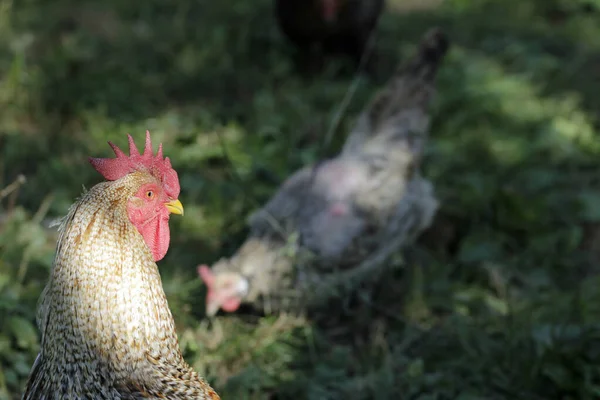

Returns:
198,28,450,317
275,0,385,70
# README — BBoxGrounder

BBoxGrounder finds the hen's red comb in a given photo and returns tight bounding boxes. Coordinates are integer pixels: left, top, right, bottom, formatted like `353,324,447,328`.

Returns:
89,130,180,199
198,265,215,287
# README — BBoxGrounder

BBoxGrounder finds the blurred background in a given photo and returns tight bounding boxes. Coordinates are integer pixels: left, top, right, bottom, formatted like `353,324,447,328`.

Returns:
1,0,600,398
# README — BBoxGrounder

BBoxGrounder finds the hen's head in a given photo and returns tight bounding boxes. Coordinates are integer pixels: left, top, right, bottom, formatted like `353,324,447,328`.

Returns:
321,0,342,22
89,130,183,261
198,265,249,317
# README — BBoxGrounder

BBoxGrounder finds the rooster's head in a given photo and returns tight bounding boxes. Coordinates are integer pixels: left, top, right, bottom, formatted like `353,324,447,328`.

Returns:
89,130,183,262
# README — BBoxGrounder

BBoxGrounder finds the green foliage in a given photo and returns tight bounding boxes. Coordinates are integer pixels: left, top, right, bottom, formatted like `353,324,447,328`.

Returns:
1,0,600,398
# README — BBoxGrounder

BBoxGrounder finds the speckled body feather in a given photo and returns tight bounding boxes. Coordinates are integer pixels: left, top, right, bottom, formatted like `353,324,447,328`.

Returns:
23,171,220,399
201,29,450,315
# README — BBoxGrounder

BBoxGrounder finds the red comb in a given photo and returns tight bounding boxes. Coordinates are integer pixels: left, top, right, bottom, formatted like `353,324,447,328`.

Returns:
89,130,180,199
198,265,215,287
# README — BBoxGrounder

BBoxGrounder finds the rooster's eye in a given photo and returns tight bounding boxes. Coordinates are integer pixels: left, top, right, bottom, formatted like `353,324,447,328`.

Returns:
146,191,154,198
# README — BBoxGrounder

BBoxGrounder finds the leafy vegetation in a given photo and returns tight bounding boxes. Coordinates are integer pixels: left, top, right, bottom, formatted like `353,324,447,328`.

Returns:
1,0,600,398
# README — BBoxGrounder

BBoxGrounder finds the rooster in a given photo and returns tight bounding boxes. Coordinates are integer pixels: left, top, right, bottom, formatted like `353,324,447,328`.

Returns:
23,131,220,399
275,0,385,66
198,29,450,317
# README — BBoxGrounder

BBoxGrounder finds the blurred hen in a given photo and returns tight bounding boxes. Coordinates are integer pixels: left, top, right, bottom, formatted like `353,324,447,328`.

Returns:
199,29,450,317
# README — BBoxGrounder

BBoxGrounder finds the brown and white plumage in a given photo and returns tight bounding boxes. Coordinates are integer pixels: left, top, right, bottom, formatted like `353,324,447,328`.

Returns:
23,133,220,399
199,29,450,316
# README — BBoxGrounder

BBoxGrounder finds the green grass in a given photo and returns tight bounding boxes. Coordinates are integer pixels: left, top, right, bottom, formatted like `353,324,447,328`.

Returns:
2,0,600,398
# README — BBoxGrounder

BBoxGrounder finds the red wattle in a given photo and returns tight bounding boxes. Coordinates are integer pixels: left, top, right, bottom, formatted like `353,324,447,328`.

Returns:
221,297,242,312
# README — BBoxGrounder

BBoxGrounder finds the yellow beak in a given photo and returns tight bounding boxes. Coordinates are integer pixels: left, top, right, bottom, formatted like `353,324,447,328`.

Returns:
165,199,184,216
